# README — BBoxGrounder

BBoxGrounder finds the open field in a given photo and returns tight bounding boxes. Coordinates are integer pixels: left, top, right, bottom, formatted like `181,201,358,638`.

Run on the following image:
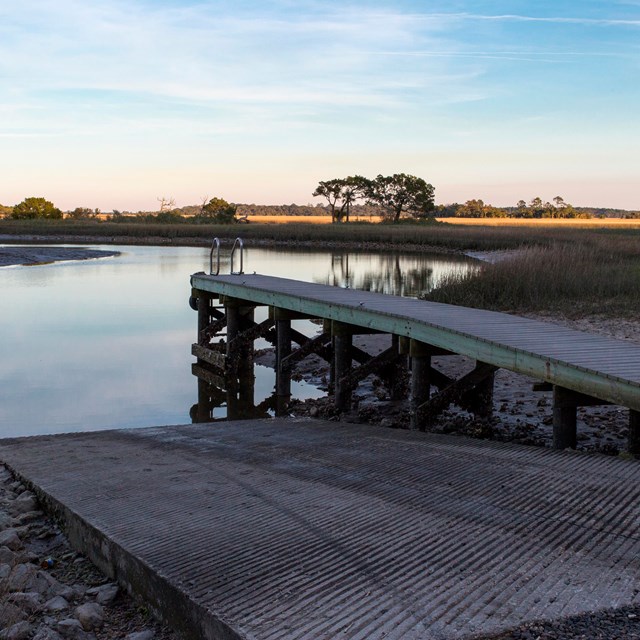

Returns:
246,214,381,224
443,217,640,228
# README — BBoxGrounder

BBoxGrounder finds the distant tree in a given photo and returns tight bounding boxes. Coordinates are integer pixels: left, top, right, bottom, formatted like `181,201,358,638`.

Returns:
0,203,12,217
515,200,529,217
197,197,237,223
11,197,62,220
366,174,435,223
157,196,176,213
434,203,460,217
68,207,99,219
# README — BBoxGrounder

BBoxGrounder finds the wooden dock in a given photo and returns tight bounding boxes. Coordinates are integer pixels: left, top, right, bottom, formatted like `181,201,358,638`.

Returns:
191,272,640,452
2,419,639,640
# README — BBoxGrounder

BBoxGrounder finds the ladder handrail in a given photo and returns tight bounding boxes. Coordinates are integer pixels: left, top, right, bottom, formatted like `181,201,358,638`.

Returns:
209,237,221,275
230,237,244,275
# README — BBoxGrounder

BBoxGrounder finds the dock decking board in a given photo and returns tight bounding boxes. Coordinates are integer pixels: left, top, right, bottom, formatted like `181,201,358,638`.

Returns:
191,273,640,409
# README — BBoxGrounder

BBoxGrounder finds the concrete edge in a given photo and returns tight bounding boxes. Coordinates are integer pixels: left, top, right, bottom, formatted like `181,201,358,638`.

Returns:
3,461,243,640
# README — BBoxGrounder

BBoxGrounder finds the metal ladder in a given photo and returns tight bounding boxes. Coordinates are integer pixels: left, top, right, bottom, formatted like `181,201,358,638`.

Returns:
210,237,244,275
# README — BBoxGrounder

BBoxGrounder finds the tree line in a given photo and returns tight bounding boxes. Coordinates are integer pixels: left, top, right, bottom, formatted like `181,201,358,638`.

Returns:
2,190,639,223
439,196,589,219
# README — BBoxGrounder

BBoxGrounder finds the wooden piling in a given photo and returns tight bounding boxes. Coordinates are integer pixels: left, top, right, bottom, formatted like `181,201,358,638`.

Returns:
276,317,292,410
553,386,577,450
468,361,495,419
410,340,432,431
333,322,353,412
629,410,640,456
195,289,211,346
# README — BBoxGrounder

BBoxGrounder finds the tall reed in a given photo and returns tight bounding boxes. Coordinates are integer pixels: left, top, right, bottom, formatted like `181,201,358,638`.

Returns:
425,240,640,316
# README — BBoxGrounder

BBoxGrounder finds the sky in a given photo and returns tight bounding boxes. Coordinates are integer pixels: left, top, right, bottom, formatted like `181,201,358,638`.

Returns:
1,0,639,212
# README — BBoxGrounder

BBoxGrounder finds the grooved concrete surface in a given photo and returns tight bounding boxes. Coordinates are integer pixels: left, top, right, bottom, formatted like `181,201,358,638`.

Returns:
1,418,640,639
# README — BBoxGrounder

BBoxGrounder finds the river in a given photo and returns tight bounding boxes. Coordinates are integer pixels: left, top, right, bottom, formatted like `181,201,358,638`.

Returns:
0,244,477,437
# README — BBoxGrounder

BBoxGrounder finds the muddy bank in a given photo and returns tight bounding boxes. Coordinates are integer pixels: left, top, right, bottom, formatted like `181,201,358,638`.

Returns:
0,247,120,267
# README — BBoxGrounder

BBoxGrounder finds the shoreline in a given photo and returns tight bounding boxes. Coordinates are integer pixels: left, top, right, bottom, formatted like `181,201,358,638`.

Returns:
0,233,464,257
0,246,120,267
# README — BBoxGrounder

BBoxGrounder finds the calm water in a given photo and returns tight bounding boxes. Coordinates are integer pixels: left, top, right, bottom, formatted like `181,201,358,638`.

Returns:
0,244,476,437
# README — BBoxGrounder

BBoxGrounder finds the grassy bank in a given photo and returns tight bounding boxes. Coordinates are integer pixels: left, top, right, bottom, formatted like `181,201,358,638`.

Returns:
425,237,640,317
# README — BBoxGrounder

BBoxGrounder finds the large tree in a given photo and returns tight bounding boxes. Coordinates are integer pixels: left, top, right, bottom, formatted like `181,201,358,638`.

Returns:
312,176,370,223
11,197,62,220
366,174,435,223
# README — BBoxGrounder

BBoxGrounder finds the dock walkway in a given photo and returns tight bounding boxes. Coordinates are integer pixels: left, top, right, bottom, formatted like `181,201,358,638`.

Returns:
2,418,639,639
191,273,640,450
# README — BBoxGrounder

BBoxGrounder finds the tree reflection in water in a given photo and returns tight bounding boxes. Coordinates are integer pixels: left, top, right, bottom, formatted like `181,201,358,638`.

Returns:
318,252,437,297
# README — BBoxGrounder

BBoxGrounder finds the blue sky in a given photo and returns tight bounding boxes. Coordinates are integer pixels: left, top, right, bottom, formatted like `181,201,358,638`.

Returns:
1,1,638,211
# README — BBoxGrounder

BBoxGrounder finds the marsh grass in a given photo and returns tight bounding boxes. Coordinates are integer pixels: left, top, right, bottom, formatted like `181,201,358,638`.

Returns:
425,239,640,316
5,218,639,252
3,219,640,316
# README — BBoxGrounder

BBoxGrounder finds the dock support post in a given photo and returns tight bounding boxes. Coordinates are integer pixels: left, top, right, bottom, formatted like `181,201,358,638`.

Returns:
333,322,353,412
629,410,640,456
196,290,211,345
553,386,577,450
469,360,495,419
275,316,292,415
410,340,431,431
238,307,255,414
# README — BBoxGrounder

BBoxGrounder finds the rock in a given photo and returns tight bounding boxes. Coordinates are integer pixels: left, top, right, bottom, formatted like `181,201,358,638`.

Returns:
86,583,118,605
1,621,33,640
7,591,43,613
74,602,104,631
56,619,93,640
96,584,120,605
17,550,38,565
7,563,38,591
7,564,50,594
33,626,65,640
0,602,26,625
44,595,69,612
0,529,22,551
53,584,77,601
9,492,38,516
0,511,13,530
13,510,44,526
125,631,155,640
0,562,11,578
0,545,17,565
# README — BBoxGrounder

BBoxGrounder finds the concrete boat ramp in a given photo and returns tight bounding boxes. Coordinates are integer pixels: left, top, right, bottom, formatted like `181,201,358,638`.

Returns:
1,418,639,639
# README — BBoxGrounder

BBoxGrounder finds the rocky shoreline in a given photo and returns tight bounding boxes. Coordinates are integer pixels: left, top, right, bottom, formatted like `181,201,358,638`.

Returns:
0,465,178,640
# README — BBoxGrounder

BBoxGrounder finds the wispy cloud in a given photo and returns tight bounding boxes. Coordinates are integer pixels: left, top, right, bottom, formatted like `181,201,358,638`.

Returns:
0,2,461,102
438,12,640,27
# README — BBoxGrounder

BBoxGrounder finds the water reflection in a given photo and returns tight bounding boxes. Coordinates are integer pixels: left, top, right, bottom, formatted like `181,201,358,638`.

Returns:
190,374,281,423
314,251,473,297
0,244,478,437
